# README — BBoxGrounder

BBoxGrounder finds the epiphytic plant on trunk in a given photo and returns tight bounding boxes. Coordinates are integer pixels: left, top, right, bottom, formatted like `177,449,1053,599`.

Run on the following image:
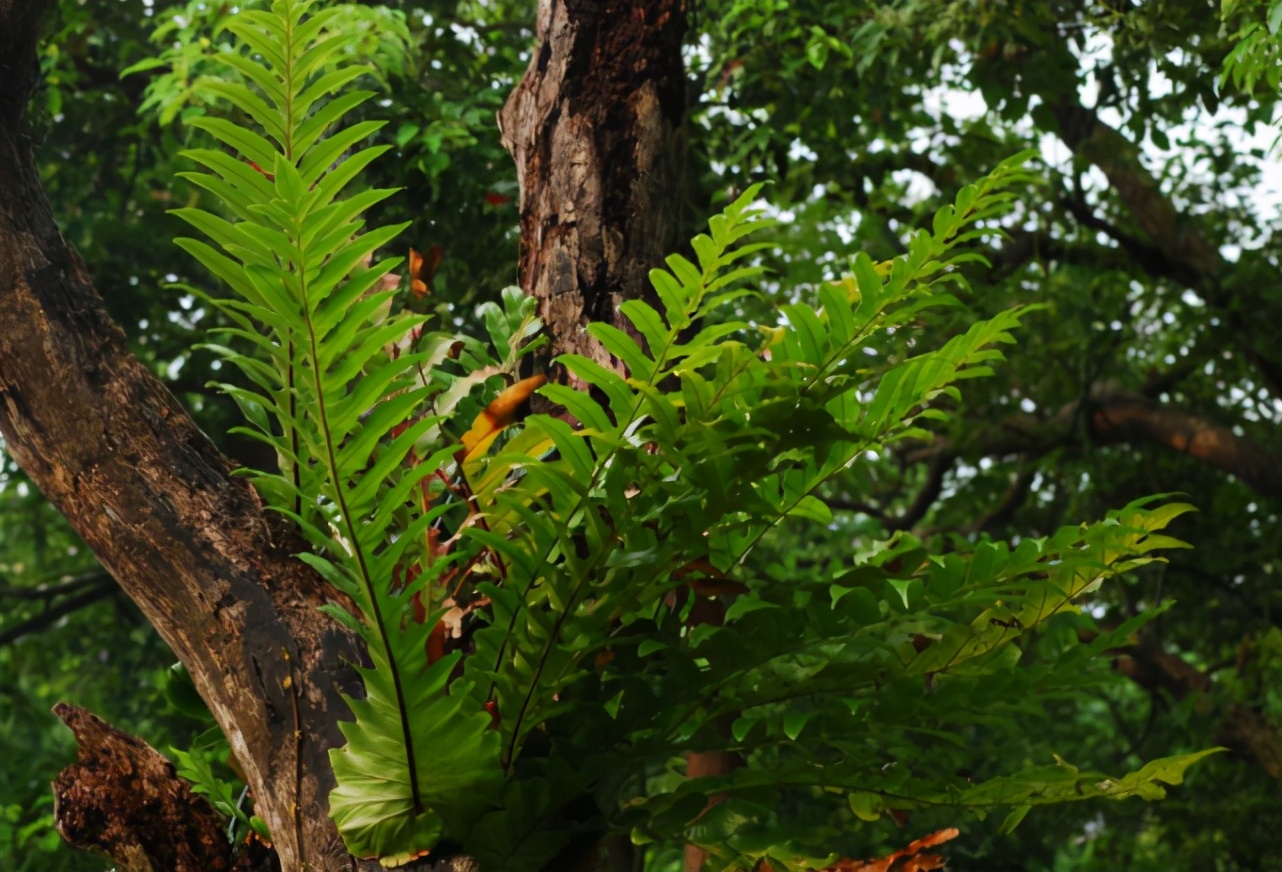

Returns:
167,1,1215,869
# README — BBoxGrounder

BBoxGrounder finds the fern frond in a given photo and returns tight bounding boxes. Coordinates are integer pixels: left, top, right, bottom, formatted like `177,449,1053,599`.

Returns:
171,0,499,862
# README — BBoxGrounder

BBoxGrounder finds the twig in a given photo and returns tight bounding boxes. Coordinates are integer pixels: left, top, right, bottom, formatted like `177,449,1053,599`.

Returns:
0,580,117,647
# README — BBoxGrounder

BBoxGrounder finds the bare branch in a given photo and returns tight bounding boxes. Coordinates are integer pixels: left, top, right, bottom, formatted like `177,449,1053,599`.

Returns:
1051,99,1282,395
904,386,1282,501
1089,387,1282,499
826,455,953,532
0,579,117,648
1060,193,1205,290
889,454,952,532
0,568,110,601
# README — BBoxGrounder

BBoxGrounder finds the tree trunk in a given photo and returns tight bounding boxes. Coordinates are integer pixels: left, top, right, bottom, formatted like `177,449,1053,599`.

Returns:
498,5,716,870
498,0,689,382
0,3,371,869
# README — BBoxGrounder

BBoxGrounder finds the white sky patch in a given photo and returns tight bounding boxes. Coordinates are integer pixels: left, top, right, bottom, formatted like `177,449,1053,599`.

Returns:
908,30,1282,252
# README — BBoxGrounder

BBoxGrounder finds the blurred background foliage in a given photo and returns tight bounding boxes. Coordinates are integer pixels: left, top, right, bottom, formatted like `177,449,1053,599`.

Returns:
2,0,1279,868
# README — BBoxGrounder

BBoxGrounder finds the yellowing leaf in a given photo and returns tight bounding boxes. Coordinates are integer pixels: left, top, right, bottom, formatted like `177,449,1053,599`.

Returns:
408,245,442,298
460,374,547,458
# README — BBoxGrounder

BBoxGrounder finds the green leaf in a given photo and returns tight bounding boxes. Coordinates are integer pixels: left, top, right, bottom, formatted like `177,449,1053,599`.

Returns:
848,791,883,822
186,116,279,168
999,805,1032,834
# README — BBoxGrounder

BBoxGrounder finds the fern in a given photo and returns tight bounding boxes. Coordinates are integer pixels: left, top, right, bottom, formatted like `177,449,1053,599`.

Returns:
171,4,1212,867
170,0,498,863
455,170,1214,867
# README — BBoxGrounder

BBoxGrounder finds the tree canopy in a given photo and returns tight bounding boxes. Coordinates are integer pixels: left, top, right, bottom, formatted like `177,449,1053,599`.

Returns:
0,1,1279,870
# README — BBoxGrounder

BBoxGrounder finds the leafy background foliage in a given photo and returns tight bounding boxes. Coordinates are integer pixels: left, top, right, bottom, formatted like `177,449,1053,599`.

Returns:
2,0,1279,870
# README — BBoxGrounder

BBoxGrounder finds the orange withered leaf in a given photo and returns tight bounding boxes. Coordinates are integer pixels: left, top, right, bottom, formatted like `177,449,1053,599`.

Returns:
823,827,959,872
247,160,274,182
408,245,443,298
460,374,547,459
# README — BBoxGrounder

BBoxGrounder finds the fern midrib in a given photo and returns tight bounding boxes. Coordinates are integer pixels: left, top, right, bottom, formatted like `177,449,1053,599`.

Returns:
279,3,423,813
297,255,424,811
282,5,306,856
284,8,301,519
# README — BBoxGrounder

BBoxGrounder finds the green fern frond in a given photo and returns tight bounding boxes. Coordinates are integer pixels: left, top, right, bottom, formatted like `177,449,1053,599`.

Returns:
170,0,499,862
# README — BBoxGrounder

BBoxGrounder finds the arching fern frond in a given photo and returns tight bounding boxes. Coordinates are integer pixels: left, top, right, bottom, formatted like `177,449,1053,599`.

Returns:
170,0,499,864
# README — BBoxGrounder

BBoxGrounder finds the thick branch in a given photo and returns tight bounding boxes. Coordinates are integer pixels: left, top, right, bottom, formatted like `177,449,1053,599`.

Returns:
1052,101,1221,283
51,704,240,872
1051,99,1282,395
0,6,368,869
1060,194,1205,290
905,386,1282,501
1089,391,1282,499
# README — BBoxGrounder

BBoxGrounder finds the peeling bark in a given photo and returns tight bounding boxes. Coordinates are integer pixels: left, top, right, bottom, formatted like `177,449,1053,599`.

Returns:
498,0,688,384
52,704,239,872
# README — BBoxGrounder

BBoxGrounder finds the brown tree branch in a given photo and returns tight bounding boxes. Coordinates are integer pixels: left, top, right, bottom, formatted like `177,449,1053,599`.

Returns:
1088,391,1282,499
904,386,1282,501
1052,101,1221,284
823,496,886,518
0,4,374,868
889,455,952,532
1060,193,1206,290
1050,99,1282,395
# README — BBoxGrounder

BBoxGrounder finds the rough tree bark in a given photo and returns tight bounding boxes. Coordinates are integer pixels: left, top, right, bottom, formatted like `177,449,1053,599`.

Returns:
498,0,689,383
497,5,724,871
51,703,253,872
